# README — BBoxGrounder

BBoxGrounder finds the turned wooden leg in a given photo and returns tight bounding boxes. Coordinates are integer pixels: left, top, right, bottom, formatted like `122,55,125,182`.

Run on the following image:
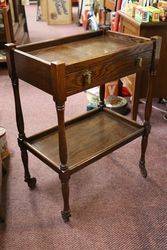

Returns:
132,96,139,121
19,143,36,189
99,84,105,110
139,37,162,178
132,71,143,121
138,69,152,178
0,207,5,223
59,174,71,222
139,122,151,178
5,48,37,189
138,71,151,178
51,63,70,221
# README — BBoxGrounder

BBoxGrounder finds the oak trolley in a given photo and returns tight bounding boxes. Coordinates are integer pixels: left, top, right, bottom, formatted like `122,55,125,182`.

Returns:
6,30,161,222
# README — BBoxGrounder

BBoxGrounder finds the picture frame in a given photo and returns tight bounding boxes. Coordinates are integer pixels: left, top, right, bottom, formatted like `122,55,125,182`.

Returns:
47,0,72,25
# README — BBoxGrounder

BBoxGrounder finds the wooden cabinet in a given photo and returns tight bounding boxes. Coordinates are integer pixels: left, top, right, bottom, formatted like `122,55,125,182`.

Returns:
0,0,29,62
0,5,14,62
118,11,167,119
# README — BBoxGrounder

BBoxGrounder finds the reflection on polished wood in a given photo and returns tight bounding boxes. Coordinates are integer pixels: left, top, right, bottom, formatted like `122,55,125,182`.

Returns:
29,110,144,172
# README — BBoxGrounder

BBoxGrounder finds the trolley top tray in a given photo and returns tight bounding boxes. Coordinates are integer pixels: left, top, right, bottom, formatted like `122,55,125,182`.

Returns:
27,32,149,65
17,31,152,66
12,31,154,98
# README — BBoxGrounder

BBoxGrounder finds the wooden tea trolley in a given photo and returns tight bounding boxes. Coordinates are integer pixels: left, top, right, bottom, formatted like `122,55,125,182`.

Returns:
6,30,161,222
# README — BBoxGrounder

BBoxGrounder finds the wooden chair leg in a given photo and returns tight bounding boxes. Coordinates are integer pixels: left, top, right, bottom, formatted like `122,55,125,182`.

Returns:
59,173,71,222
20,143,36,189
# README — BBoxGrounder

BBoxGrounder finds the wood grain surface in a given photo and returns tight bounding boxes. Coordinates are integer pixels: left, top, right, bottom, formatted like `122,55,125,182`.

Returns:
29,32,151,66
13,31,153,98
30,111,143,171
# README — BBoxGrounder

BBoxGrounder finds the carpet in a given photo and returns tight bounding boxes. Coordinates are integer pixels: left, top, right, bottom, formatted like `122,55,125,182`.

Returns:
0,5,167,250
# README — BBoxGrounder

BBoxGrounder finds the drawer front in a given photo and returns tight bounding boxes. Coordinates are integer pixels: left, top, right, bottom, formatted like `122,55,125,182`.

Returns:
65,50,152,96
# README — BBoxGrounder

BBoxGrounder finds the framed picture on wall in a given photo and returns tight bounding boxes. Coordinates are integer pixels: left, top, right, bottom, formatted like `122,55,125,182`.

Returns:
47,0,72,25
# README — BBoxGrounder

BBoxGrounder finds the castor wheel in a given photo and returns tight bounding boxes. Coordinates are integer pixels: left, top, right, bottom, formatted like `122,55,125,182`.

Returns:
139,160,147,178
26,177,37,189
61,211,71,223
140,167,147,178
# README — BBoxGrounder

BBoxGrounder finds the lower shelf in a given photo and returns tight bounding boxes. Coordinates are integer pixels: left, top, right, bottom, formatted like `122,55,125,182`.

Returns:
27,110,144,173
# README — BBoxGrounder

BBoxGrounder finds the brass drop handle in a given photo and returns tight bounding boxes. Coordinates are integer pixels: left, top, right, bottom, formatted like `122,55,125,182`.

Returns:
136,57,143,68
82,70,92,85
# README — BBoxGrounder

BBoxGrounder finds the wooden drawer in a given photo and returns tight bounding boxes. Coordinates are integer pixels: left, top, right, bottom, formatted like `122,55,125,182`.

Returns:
66,50,152,96
13,31,153,99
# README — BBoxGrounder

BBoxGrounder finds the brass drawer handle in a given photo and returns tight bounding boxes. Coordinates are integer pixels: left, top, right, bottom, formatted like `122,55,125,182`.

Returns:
136,57,143,68
82,70,92,85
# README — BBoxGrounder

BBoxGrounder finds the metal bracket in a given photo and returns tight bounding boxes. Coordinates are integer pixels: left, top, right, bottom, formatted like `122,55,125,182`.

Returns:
136,57,143,68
